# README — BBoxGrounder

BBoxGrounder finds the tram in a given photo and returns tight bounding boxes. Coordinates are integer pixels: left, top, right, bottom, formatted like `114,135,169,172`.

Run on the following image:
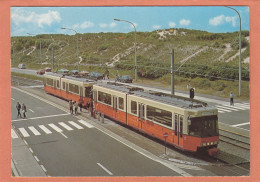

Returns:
93,82,219,155
43,73,219,155
43,72,95,106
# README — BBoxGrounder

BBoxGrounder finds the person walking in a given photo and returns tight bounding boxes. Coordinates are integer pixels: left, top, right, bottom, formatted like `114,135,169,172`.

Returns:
74,101,78,115
21,103,27,118
79,97,83,112
230,91,234,106
16,102,22,118
69,100,73,114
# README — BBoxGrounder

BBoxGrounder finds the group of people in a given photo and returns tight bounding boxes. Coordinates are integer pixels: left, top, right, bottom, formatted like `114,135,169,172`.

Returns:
16,102,27,118
69,100,81,115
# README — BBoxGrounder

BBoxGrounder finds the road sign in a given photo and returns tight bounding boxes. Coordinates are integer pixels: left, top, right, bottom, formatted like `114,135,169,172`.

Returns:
163,132,168,138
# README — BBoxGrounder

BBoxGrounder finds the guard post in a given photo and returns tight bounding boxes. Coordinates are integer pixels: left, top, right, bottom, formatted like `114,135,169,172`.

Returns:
163,132,168,155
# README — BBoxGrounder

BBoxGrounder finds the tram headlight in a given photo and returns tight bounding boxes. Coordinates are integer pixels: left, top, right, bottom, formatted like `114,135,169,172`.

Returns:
214,141,219,145
207,142,210,146
202,143,207,147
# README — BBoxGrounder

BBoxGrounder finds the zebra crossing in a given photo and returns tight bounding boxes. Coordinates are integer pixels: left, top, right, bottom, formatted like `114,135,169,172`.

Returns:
216,103,250,113
11,119,94,139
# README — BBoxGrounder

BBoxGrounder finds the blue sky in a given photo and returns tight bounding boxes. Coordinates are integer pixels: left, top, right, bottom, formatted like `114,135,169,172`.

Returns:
11,6,249,36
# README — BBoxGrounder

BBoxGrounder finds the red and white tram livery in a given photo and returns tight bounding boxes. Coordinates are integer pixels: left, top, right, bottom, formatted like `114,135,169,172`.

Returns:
44,73,95,106
93,82,219,155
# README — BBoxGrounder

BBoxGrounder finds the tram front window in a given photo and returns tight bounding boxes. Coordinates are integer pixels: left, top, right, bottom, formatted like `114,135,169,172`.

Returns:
189,116,218,137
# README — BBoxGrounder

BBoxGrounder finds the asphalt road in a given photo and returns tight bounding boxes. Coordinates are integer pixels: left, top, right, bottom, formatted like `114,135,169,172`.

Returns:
11,87,183,176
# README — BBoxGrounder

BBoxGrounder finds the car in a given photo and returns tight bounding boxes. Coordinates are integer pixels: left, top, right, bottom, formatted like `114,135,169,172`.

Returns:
36,69,45,75
57,68,69,75
18,63,26,69
44,67,51,72
88,71,103,80
78,71,89,76
118,75,133,83
70,70,79,75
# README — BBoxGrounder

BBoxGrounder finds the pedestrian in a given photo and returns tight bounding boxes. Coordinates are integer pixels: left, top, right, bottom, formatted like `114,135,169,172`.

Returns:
74,101,78,115
87,101,90,111
21,103,27,118
79,97,83,112
16,102,22,118
69,100,73,114
187,82,191,90
230,91,234,106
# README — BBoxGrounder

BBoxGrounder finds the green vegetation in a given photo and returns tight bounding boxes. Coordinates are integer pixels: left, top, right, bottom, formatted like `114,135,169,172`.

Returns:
11,28,250,100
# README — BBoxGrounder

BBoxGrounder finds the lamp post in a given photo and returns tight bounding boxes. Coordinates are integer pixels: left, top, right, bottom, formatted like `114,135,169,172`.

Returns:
61,27,79,71
114,19,137,81
27,33,42,68
225,6,242,96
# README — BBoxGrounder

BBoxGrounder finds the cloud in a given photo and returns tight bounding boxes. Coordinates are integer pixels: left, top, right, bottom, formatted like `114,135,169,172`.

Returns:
169,21,176,28
11,9,61,28
110,22,116,28
99,22,116,29
73,21,94,30
179,19,190,26
152,25,161,30
209,15,236,27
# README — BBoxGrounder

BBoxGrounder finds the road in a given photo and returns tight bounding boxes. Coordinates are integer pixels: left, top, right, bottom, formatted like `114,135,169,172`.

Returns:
11,86,185,176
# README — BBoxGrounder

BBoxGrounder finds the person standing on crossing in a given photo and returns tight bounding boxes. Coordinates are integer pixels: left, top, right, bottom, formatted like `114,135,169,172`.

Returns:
16,102,22,118
21,103,27,118
69,100,73,114
230,91,234,106
74,101,78,115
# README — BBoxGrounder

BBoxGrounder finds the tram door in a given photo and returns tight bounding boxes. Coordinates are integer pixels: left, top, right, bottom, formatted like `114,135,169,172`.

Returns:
174,114,184,147
112,96,118,120
138,103,145,129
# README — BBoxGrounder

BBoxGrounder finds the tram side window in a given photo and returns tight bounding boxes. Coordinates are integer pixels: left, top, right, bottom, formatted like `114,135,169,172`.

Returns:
180,116,183,138
175,114,178,136
131,101,137,115
146,105,172,127
98,91,111,105
46,78,54,87
62,82,66,90
69,83,79,94
85,87,92,98
119,97,124,110
57,80,60,88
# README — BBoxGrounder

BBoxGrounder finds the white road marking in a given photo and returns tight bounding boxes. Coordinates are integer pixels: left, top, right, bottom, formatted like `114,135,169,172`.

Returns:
11,98,15,101
34,156,40,162
48,124,63,133
217,110,224,113
69,121,83,129
222,104,249,110
29,148,33,153
59,122,73,131
21,85,44,88
217,105,239,111
232,122,250,127
29,109,34,113
97,163,113,175
28,126,41,136
216,107,232,112
12,113,70,122
78,120,94,128
23,140,28,145
40,165,47,172
18,128,30,137
60,132,68,138
11,129,18,139
39,125,52,134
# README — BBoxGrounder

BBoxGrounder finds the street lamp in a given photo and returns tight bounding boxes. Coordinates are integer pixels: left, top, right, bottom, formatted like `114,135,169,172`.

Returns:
114,19,137,81
27,33,42,68
61,27,79,71
225,6,242,96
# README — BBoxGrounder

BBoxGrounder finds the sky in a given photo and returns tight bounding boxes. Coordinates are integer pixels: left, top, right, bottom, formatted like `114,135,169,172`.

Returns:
10,6,249,36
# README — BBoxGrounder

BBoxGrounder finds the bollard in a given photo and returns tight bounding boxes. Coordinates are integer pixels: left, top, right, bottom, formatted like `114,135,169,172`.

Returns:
101,113,104,123
98,112,100,121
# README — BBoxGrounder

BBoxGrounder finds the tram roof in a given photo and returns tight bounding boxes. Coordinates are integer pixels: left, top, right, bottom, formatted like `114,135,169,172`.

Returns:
44,72,96,83
97,82,210,109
